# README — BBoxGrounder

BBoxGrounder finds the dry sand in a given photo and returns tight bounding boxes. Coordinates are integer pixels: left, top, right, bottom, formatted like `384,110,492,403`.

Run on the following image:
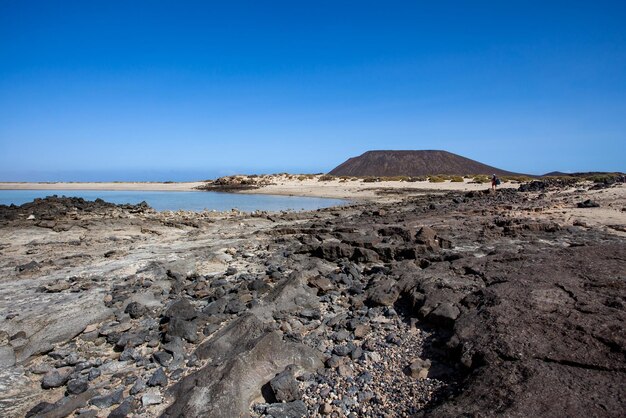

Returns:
239,175,518,200
0,176,514,199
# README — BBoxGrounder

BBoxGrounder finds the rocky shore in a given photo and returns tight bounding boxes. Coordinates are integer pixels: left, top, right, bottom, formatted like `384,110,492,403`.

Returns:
0,183,624,417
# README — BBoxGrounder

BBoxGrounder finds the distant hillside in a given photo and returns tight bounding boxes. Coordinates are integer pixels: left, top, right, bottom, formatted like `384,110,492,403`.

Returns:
543,171,625,177
329,150,520,177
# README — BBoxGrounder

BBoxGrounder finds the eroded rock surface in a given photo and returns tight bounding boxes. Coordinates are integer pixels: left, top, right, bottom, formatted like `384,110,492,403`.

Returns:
0,184,624,417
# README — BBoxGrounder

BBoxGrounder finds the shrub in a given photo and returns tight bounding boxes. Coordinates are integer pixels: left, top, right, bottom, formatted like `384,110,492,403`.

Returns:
380,176,409,182
450,176,464,182
428,176,446,183
318,175,335,182
501,175,534,183
584,173,623,184
406,176,427,182
472,175,490,183
363,177,379,183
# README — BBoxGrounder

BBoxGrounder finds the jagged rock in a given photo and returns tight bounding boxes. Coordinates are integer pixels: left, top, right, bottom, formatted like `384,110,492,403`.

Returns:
153,351,173,367
124,302,147,319
313,243,354,261
67,378,89,395
224,299,246,314
165,299,197,321
167,318,198,343
147,368,168,387
90,389,124,409
108,399,134,418
203,298,228,315
269,365,302,402
307,276,334,294
577,199,599,208
248,279,270,293
365,279,400,307
426,303,460,328
264,400,308,418
41,366,73,389
163,315,323,418
130,378,146,395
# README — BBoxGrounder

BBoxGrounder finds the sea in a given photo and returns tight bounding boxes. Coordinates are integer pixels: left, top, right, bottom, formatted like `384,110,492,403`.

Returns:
0,190,347,212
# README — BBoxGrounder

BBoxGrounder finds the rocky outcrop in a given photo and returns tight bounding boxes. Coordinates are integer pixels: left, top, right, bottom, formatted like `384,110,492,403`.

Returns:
1,186,624,417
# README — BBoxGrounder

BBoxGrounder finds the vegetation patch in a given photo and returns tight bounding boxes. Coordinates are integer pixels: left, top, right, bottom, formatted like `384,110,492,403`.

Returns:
428,176,446,183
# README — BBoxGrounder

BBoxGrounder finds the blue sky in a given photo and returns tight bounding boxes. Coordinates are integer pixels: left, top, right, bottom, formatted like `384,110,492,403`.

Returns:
1,1,625,181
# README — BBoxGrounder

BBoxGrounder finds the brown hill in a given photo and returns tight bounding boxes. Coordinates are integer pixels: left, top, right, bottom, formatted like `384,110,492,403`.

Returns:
329,150,519,177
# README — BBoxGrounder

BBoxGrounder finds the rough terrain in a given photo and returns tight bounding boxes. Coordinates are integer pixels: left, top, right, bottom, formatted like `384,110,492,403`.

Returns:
0,182,624,417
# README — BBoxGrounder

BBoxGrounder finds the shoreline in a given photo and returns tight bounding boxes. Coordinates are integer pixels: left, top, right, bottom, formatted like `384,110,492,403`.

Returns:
0,176,518,201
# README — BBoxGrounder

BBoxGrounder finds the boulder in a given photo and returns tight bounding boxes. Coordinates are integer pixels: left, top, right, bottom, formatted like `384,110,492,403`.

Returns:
264,400,308,418
426,303,460,329
165,299,197,321
163,315,323,418
41,367,73,389
269,366,302,402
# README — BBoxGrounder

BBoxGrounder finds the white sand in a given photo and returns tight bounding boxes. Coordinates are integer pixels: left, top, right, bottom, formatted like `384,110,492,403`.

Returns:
239,175,517,200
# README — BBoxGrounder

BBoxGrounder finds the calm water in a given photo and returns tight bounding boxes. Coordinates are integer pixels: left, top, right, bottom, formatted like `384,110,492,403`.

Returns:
0,190,347,212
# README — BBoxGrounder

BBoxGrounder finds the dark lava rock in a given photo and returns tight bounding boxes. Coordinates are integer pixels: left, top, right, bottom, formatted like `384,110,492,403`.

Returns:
518,181,547,192
124,302,147,319
269,366,302,402
88,368,101,381
153,351,174,367
148,368,168,387
313,242,354,261
423,242,626,417
108,399,134,418
167,318,198,343
130,378,146,395
333,345,352,357
90,389,124,409
577,199,600,208
67,378,89,395
26,402,55,417
165,299,197,321
307,276,334,294
364,279,400,307
426,302,460,329
248,279,270,293
264,400,308,418
203,298,227,315
41,366,73,389
224,299,246,314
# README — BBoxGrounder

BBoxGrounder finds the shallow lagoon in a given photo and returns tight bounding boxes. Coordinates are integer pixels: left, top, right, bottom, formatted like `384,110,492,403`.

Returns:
0,190,347,212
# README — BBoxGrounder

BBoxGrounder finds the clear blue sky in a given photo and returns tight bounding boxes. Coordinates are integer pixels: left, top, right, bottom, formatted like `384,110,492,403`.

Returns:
1,1,625,181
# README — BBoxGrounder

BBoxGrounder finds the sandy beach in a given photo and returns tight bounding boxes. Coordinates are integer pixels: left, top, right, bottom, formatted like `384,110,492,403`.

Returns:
0,175,517,200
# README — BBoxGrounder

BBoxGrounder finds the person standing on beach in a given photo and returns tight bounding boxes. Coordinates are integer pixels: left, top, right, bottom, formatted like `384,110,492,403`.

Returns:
491,174,498,191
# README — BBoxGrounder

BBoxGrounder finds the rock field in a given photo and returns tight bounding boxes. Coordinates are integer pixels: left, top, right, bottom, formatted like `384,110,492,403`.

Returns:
0,183,624,417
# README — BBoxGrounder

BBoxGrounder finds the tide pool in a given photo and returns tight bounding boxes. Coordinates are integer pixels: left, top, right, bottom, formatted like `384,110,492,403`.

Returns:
0,190,347,212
